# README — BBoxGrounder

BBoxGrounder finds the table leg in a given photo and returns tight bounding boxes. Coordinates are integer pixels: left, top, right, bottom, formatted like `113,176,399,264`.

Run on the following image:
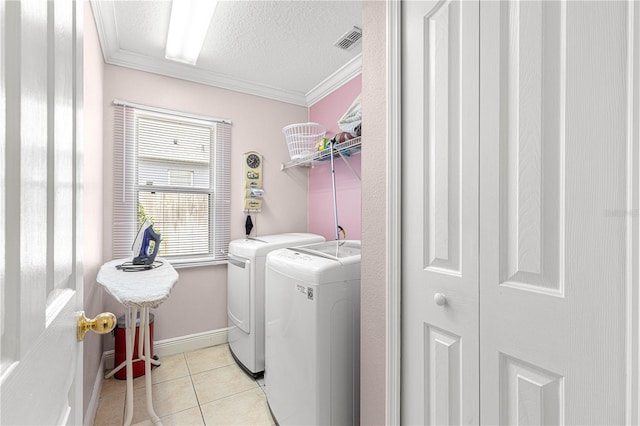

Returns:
104,355,161,379
123,307,137,426
142,307,162,424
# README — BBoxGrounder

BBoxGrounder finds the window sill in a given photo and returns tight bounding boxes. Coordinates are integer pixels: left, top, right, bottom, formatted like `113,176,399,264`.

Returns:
164,257,228,269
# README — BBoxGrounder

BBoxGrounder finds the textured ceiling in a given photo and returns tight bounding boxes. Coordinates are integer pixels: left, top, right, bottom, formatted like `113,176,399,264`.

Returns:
91,0,363,106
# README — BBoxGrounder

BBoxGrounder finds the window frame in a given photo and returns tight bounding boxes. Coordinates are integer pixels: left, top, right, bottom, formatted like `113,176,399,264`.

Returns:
112,101,231,268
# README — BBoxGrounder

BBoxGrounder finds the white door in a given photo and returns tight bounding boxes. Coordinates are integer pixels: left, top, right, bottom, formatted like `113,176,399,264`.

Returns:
479,1,636,424
1,0,86,424
401,0,480,424
402,0,638,424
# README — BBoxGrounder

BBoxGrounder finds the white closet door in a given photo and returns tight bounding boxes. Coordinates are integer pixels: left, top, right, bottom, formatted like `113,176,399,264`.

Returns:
401,0,479,424
479,1,637,424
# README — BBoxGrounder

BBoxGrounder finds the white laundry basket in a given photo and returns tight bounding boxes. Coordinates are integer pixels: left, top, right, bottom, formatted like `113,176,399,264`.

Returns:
282,122,326,160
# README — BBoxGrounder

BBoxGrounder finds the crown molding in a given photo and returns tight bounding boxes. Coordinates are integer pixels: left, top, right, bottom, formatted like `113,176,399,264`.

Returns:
306,54,363,106
106,48,309,106
89,0,359,108
89,1,118,64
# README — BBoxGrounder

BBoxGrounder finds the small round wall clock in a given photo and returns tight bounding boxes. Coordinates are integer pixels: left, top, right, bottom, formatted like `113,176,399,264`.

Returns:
246,153,261,169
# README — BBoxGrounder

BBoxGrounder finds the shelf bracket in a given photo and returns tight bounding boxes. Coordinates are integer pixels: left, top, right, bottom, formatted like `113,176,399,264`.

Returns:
336,149,361,181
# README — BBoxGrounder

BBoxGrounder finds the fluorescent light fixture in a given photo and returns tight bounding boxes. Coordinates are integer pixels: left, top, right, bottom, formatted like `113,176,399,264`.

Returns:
165,0,218,65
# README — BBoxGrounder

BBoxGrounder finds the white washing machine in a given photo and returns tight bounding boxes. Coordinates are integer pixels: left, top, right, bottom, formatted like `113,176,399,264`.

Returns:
265,240,361,426
227,233,324,376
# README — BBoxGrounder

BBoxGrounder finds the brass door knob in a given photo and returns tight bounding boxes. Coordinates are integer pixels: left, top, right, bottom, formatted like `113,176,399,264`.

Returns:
77,311,117,341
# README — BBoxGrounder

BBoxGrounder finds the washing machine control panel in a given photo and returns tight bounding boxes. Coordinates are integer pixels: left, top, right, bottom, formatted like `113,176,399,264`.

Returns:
284,250,313,262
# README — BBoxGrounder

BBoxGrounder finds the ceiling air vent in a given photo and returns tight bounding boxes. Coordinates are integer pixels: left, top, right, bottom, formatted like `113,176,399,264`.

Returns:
333,26,362,51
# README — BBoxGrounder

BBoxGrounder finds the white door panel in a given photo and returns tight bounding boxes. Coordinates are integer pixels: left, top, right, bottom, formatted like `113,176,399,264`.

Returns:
480,1,634,424
401,0,479,423
1,1,85,424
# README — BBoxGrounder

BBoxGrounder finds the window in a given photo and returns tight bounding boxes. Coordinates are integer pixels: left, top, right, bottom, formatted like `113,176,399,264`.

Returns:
113,101,231,266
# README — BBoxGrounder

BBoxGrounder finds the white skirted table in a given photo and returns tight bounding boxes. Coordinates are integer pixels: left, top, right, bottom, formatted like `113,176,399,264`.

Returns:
97,258,179,426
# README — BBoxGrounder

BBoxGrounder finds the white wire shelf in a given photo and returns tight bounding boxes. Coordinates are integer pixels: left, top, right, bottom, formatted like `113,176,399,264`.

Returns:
280,136,361,170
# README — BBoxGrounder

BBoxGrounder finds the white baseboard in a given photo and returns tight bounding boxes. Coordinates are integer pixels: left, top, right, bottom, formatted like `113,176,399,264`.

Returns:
84,352,106,426
104,327,229,370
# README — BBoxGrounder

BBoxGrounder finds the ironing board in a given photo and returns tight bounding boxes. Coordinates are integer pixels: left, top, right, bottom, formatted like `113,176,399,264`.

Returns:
97,258,179,426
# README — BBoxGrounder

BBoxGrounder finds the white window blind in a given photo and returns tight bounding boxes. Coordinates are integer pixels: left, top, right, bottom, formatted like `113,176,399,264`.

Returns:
113,102,231,266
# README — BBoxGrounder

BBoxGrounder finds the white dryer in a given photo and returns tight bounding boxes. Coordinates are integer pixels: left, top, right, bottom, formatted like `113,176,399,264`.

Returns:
227,233,324,376
265,240,361,426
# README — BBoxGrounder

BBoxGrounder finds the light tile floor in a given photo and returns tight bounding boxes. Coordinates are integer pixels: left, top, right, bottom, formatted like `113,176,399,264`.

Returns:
94,344,275,426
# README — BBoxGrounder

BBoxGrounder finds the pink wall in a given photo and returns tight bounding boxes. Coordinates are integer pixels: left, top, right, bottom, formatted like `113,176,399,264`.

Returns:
83,3,106,418
101,66,309,350
361,2,387,424
308,76,362,240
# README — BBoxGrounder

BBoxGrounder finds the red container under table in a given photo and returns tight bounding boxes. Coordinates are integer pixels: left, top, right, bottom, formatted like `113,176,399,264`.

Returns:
114,313,154,380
